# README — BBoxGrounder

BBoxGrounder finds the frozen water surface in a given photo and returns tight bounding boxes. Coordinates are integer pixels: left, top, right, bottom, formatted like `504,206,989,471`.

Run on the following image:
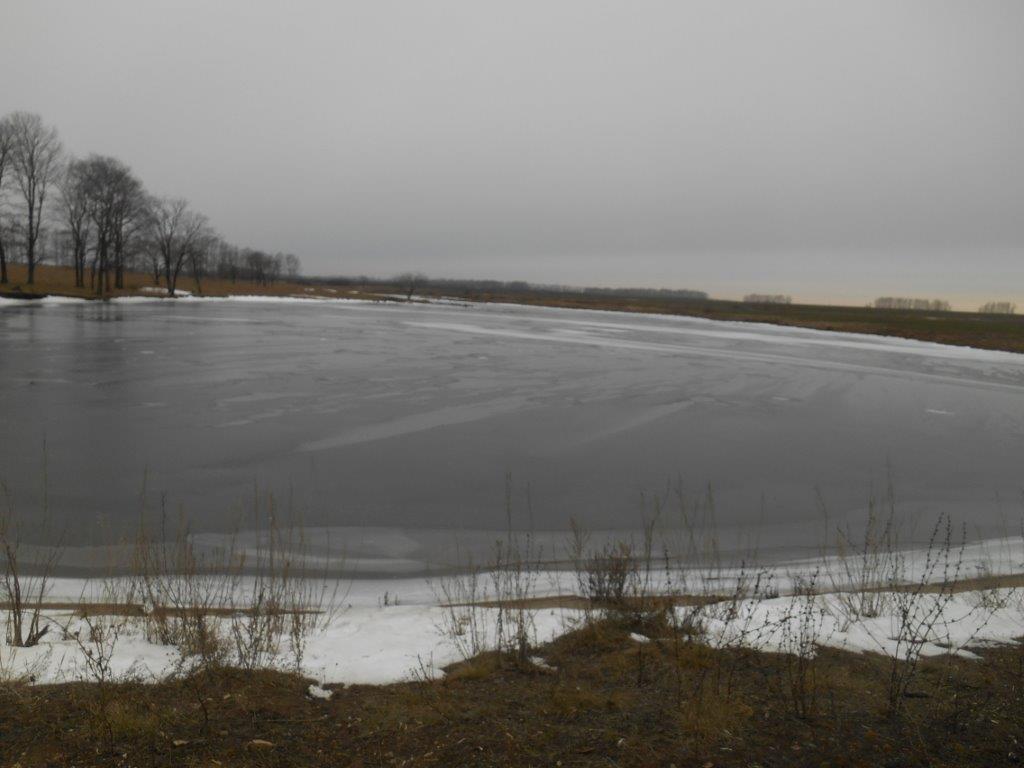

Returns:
2,297,1024,571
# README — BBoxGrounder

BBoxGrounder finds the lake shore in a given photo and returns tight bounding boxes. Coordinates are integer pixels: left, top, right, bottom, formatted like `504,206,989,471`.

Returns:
5,262,1024,354
3,549,1023,766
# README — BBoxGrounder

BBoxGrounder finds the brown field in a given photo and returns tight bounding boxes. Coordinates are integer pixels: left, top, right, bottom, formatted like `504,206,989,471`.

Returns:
414,286,1024,355
1,615,1021,767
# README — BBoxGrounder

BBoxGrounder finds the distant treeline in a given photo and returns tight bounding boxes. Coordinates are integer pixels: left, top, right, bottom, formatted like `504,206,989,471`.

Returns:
0,111,301,296
978,301,1016,315
872,298,1018,315
873,297,952,312
743,294,792,305
305,274,709,302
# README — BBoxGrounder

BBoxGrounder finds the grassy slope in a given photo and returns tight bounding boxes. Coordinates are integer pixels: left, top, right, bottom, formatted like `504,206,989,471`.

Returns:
2,617,1021,767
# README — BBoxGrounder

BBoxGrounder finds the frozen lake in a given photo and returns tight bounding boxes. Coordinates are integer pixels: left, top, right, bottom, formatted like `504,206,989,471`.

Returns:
2,297,1024,572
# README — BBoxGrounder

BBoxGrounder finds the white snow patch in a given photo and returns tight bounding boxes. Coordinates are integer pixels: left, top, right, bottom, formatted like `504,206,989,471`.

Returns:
192,294,377,305
0,295,87,307
105,294,378,306
696,590,1024,660
137,286,192,297
1,588,1021,688
0,604,582,687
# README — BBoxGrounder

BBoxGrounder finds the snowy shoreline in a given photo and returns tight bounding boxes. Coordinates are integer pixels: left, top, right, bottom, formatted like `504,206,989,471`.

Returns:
4,536,1023,688
3,586,1021,689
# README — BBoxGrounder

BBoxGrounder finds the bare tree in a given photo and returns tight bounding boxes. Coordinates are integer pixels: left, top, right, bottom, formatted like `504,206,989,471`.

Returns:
188,227,217,294
109,173,147,290
141,194,163,285
268,252,283,284
83,158,117,295
205,237,236,283
243,248,277,286
77,155,144,296
8,112,63,285
244,248,264,285
218,240,241,283
395,271,427,301
284,253,301,279
148,197,186,295
0,116,14,284
3,112,303,296
148,197,211,296
58,159,91,288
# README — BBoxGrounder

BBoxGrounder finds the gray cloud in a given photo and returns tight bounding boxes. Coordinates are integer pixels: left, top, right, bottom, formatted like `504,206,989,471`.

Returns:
3,0,1022,307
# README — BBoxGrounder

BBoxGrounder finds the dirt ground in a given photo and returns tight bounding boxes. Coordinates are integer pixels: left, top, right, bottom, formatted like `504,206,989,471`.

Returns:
2,616,1021,767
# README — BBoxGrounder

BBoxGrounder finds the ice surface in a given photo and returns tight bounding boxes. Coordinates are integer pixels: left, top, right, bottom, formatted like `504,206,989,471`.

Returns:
2,299,1024,568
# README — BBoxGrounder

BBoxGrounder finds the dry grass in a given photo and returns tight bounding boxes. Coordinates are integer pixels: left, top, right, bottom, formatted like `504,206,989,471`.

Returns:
1,618,1021,767
0,601,323,619
9,569,1021,619
0,263,380,301
440,568,1024,616
2,497,1022,765
459,593,722,611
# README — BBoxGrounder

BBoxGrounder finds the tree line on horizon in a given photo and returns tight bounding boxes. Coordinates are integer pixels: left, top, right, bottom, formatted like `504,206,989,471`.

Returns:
312,272,711,303
978,301,1016,315
873,296,953,312
743,293,792,305
871,297,1017,314
0,112,300,296
1,111,1015,315
319,272,1019,317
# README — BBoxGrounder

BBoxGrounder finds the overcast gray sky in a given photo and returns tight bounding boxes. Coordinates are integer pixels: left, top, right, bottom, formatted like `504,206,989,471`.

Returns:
2,1,1022,307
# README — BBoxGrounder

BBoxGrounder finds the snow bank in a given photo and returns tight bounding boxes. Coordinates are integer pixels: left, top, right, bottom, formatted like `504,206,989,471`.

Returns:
0,292,379,307
2,582,1021,688
3,536,1022,687
108,293,379,306
0,604,580,687
198,294,379,305
134,287,193,297
698,589,1024,660
0,295,86,307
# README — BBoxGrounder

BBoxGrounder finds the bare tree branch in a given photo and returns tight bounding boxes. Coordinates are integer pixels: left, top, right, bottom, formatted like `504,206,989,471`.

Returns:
8,112,63,285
